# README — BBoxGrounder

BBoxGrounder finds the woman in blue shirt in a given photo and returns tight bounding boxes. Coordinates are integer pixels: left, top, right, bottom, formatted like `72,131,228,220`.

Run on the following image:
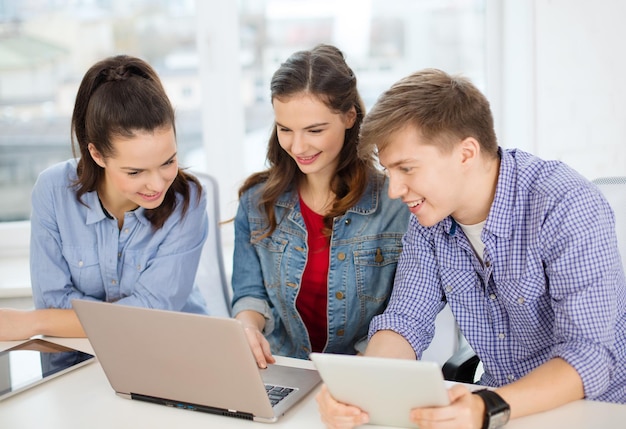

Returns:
232,44,410,367
0,55,208,341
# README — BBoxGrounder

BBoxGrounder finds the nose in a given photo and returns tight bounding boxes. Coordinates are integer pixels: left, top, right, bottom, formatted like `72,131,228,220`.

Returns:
146,172,166,193
290,132,307,154
387,173,407,200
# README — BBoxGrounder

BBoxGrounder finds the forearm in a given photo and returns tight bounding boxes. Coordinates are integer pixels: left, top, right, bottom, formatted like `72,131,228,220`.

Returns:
236,309,266,331
496,357,584,419
0,308,85,340
365,330,417,359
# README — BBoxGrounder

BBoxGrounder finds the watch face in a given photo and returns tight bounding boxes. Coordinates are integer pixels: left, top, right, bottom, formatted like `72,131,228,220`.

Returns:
489,409,511,429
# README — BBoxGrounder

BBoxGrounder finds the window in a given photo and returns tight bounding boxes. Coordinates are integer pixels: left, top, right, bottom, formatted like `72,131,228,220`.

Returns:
0,0,487,225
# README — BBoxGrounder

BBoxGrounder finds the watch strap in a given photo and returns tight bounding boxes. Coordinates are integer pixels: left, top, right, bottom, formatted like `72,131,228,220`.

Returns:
472,389,510,429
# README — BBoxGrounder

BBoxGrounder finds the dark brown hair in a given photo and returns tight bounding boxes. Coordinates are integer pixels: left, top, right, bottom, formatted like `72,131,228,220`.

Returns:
70,54,200,229
239,44,374,239
359,68,498,160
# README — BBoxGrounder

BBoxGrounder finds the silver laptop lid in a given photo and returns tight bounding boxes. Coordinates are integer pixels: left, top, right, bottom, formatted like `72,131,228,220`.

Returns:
72,300,319,422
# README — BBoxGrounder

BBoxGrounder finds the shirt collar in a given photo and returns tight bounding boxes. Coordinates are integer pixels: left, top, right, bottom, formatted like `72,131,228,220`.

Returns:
484,147,515,239
443,147,513,238
275,172,382,215
83,190,151,227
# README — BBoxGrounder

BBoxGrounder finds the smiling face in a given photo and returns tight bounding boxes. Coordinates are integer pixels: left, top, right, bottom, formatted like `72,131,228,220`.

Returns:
378,125,481,227
88,126,178,218
273,92,356,183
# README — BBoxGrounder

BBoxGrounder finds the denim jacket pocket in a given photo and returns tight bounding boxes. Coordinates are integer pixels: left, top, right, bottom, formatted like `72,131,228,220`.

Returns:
252,235,288,289
354,242,402,302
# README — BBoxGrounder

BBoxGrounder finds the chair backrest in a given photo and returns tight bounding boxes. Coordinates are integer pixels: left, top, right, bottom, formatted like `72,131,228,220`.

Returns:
192,171,232,317
592,176,626,269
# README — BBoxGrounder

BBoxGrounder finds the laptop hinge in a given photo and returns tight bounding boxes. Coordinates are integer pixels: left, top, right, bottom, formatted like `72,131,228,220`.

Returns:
130,393,254,420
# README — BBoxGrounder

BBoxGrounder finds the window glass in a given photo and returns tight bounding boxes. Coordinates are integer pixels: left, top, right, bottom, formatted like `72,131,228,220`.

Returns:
0,0,485,222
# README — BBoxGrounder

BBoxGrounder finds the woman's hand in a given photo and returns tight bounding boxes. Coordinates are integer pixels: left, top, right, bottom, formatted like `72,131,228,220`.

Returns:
235,310,275,368
242,323,275,368
409,384,484,429
316,384,369,429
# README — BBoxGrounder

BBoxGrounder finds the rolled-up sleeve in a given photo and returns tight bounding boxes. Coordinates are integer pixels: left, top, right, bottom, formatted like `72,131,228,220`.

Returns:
541,188,623,399
230,191,275,334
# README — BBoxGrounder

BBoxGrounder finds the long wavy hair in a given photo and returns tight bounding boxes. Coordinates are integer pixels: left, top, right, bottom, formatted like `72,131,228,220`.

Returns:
239,44,374,239
71,55,200,229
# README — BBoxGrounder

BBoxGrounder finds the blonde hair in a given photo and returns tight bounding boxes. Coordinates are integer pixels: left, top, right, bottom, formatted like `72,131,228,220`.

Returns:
359,68,498,160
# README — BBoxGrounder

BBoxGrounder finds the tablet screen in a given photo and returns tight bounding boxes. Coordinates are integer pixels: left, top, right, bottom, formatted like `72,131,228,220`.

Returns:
0,338,95,401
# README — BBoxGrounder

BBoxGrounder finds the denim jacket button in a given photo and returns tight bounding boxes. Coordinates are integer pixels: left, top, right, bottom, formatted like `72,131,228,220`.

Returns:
335,291,344,300
337,252,346,261
337,329,345,336
286,282,297,288
344,218,351,225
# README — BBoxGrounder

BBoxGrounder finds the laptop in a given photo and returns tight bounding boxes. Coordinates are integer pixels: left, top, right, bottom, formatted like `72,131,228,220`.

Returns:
310,352,450,428
72,300,321,423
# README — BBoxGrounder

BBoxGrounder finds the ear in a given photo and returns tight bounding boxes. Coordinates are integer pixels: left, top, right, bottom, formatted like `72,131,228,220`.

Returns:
88,143,106,168
458,137,480,166
344,106,357,129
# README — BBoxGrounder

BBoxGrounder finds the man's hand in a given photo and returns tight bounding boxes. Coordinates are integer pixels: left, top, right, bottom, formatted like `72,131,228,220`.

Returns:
316,384,369,429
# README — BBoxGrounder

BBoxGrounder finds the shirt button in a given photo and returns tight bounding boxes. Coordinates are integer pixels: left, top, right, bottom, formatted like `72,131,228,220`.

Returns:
517,296,525,304
337,329,345,336
344,219,351,225
445,285,452,293
485,261,491,267
78,260,84,267
111,279,117,285
124,228,129,234
337,252,346,261
136,265,141,270
507,374,515,381
335,292,344,300
489,293,497,300
498,333,505,339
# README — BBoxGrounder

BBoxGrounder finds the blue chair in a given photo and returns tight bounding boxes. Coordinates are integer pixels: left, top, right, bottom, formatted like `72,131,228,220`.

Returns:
593,176,626,268
192,171,232,318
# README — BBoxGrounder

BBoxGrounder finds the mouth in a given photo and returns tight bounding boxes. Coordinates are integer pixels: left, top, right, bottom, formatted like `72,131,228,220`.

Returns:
138,191,163,202
406,199,424,208
296,152,321,165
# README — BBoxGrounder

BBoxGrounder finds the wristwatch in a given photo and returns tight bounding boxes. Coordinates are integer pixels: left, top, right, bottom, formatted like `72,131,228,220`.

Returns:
472,389,511,429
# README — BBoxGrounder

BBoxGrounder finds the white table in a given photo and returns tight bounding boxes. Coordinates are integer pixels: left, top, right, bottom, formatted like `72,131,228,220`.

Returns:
1,338,624,428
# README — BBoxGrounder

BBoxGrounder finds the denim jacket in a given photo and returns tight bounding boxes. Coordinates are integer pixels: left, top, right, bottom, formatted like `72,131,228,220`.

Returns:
231,173,410,359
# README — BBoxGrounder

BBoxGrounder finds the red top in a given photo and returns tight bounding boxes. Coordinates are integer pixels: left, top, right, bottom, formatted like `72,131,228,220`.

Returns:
296,196,330,352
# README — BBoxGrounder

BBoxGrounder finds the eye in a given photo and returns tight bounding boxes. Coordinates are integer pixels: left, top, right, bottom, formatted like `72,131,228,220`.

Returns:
278,126,291,133
126,171,140,176
399,166,413,174
164,159,176,166
308,129,323,134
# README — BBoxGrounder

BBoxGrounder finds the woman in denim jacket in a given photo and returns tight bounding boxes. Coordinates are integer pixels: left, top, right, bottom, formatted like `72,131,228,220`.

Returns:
232,44,410,367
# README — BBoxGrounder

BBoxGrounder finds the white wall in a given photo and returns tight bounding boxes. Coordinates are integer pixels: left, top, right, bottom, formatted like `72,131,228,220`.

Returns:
497,0,626,180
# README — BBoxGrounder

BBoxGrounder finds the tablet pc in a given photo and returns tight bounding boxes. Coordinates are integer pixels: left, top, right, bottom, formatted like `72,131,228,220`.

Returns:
310,353,449,428
0,338,95,401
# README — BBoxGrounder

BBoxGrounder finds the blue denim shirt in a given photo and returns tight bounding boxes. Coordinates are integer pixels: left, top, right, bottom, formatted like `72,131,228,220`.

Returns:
231,173,410,359
30,159,208,314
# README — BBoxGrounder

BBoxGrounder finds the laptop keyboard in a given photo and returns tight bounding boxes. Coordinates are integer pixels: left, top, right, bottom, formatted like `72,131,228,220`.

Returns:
265,384,295,407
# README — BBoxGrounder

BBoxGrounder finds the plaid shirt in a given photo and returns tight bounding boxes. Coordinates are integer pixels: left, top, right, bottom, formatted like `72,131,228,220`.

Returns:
370,148,626,403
